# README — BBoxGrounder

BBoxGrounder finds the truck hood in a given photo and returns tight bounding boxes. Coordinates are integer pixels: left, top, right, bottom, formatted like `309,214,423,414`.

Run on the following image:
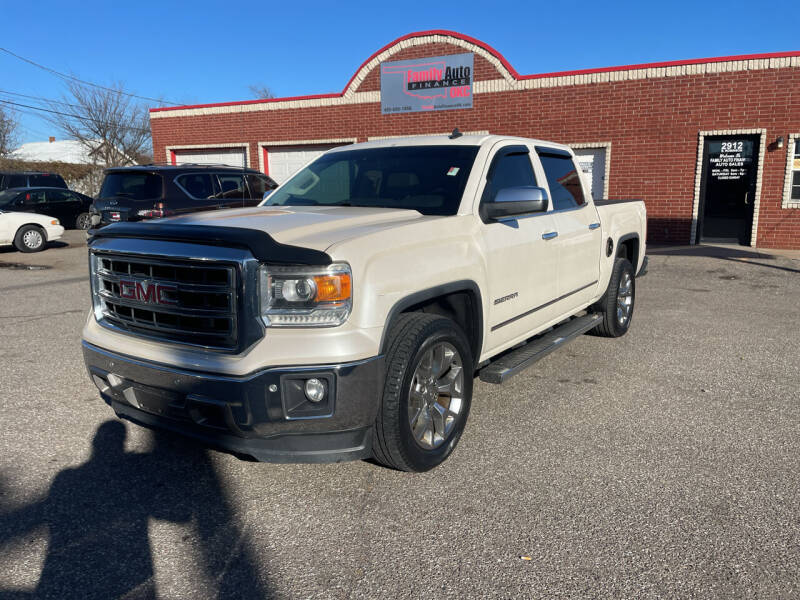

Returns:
162,205,437,252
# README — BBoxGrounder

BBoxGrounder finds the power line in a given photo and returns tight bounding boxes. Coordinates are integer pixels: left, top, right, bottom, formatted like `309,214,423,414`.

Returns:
0,46,179,106
0,88,85,111
0,98,153,135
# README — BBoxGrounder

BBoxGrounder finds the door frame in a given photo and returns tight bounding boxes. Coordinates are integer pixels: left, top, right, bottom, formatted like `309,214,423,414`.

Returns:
567,141,612,200
691,129,766,246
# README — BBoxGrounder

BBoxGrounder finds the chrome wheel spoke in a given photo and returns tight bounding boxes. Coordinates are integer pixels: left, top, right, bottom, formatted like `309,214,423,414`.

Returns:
407,341,464,450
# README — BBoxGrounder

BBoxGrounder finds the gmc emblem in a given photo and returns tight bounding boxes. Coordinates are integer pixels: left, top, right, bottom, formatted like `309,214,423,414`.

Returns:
119,280,178,305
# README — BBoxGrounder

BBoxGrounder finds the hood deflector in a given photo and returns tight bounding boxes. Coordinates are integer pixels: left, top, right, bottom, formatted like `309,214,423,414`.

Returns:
89,222,332,265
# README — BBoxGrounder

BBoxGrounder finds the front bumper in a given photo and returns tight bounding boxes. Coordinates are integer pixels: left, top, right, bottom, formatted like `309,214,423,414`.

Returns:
82,341,384,463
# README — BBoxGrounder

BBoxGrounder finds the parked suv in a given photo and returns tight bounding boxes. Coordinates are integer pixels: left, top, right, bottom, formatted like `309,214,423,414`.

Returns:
0,171,68,190
0,187,94,229
90,165,278,227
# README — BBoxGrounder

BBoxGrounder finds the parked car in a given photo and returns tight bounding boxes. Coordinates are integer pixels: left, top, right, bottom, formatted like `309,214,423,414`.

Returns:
82,134,648,472
90,165,278,227
0,208,63,252
0,187,94,229
0,171,67,190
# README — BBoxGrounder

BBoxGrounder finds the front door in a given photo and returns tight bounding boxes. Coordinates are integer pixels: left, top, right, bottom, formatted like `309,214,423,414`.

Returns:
698,135,759,245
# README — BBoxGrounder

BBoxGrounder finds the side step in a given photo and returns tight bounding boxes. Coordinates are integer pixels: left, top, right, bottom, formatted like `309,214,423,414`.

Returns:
479,313,603,384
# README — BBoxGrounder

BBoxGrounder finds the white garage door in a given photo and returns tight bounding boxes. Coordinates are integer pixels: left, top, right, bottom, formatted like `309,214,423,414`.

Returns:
173,147,246,167
267,145,343,184
573,147,607,201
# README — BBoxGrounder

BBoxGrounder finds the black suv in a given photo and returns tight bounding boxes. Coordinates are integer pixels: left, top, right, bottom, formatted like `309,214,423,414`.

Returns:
0,171,68,190
0,187,94,229
91,165,278,227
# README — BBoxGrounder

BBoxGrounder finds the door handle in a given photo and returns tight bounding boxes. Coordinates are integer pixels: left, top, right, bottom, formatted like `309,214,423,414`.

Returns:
542,231,558,240
588,222,601,230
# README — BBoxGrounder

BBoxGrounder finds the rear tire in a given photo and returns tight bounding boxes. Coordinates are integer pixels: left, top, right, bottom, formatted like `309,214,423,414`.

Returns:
14,225,46,253
75,212,92,230
591,257,635,337
373,313,473,472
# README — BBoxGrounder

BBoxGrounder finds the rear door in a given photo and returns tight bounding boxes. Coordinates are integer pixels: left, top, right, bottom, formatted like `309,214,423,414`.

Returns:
44,189,82,225
537,148,601,312
479,142,561,353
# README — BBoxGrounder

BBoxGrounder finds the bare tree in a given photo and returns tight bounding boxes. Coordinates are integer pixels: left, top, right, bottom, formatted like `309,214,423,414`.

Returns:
0,105,19,157
248,84,274,100
46,81,153,166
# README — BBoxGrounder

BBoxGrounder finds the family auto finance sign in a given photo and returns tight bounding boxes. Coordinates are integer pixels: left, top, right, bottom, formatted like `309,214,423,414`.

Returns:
380,53,473,114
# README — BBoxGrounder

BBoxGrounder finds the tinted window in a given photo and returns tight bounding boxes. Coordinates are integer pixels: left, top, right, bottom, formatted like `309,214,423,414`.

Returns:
246,174,273,199
482,151,537,204
266,146,480,216
99,173,162,201
215,174,247,199
29,173,66,188
538,153,586,210
23,191,47,205
8,174,26,188
46,190,76,203
177,174,216,200
0,189,21,206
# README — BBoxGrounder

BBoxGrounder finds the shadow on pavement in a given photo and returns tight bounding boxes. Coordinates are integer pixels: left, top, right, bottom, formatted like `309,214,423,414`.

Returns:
648,244,800,274
0,421,271,599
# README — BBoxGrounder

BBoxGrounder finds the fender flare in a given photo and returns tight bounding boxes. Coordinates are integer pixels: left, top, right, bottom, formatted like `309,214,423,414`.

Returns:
615,233,640,267
378,280,484,359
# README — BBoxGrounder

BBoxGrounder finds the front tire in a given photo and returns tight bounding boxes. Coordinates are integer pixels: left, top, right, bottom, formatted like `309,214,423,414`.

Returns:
592,257,635,337
14,225,46,253
373,313,473,472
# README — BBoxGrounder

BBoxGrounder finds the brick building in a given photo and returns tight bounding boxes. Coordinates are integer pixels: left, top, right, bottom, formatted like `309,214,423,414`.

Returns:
150,30,800,249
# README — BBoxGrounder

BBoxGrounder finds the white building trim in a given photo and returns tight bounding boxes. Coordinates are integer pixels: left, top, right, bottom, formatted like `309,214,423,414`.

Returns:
691,129,767,247
165,143,251,168
567,141,612,200
782,134,800,209
150,33,800,121
256,138,357,173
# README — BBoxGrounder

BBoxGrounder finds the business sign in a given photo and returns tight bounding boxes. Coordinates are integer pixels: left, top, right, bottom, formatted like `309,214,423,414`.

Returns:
708,140,754,181
380,52,473,114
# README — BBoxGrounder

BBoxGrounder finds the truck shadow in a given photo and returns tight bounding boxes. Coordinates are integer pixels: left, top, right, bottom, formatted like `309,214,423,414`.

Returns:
648,244,800,274
0,421,271,599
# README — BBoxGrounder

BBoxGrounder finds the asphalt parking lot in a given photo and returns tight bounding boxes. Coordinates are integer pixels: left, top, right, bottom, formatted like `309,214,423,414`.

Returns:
1,230,799,599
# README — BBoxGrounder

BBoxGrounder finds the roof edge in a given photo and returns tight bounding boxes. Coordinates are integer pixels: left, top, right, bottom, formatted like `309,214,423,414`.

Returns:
150,30,800,113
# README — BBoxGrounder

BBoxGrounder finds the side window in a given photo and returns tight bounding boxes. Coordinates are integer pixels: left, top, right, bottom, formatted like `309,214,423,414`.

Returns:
215,174,247,199
24,191,47,205
177,174,216,200
46,190,74,203
8,174,26,188
481,151,537,205
245,174,270,199
538,153,586,210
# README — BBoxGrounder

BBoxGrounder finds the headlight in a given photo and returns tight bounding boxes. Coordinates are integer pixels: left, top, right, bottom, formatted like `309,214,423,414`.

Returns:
258,263,352,327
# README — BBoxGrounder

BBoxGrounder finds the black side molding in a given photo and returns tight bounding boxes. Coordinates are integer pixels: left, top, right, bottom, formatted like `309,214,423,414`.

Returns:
89,222,332,265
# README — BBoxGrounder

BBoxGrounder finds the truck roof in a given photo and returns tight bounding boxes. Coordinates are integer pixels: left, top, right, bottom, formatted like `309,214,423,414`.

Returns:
328,133,573,153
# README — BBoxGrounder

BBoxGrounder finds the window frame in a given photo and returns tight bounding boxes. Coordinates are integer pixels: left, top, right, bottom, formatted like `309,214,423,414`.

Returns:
478,144,541,223
782,133,800,209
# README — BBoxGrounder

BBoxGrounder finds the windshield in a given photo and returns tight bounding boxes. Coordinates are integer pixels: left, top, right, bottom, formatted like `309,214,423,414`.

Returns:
99,172,163,201
264,145,480,215
0,189,20,206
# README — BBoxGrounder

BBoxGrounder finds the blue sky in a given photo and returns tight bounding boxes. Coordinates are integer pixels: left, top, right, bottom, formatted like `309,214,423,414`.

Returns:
1,0,794,144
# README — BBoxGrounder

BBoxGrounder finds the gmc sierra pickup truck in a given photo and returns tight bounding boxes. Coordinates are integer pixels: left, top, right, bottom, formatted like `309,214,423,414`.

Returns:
82,134,647,472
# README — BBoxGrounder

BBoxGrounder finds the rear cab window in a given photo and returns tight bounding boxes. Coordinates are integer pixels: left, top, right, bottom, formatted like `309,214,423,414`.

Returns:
99,172,163,201
29,173,67,188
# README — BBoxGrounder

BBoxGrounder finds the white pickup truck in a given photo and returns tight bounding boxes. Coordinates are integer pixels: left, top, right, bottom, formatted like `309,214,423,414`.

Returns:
82,134,647,471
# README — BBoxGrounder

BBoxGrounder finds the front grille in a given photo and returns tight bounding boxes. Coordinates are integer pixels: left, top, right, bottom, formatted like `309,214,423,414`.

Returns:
92,252,239,350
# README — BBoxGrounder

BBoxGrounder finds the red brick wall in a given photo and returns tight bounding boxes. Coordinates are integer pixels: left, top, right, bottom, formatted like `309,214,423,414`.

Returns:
151,40,800,249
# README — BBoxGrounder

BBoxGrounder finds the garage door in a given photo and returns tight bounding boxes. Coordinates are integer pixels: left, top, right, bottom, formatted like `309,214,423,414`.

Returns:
573,147,607,201
173,147,246,167
267,145,343,184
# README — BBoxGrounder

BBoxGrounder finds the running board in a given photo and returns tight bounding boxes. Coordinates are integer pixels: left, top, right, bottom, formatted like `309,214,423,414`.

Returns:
479,313,603,384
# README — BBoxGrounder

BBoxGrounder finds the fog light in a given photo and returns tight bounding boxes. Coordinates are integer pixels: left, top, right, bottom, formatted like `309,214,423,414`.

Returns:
304,378,326,403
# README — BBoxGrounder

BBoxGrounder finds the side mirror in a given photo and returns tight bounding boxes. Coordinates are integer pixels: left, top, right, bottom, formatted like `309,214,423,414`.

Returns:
483,186,549,221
